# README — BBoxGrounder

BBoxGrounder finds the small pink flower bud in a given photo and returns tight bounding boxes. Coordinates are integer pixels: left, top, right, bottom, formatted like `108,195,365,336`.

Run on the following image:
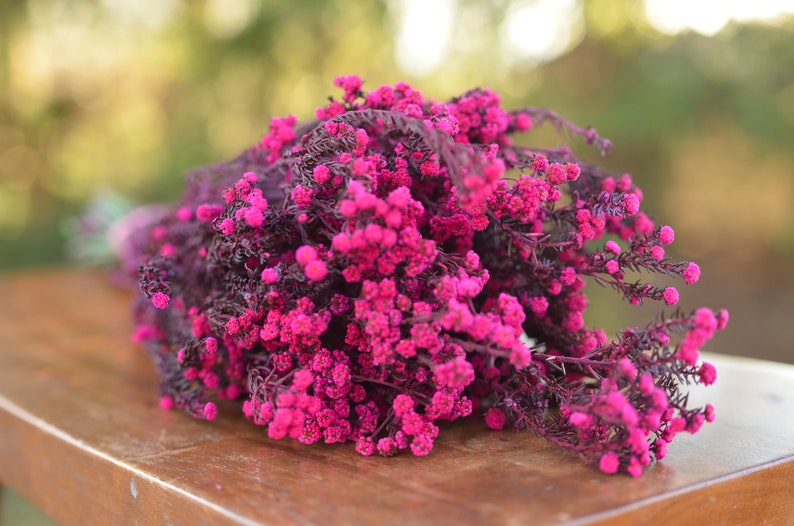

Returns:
663,287,679,305
295,245,318,265
203,402,218,420
304,260,328,281
659,225,675,245
151,292,170,309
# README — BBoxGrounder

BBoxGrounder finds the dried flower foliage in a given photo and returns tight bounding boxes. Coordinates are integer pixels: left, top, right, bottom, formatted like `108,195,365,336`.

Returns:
134,77,727,475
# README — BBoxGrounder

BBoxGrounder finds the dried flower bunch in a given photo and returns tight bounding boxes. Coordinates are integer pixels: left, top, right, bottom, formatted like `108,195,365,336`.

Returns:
134,76,727,476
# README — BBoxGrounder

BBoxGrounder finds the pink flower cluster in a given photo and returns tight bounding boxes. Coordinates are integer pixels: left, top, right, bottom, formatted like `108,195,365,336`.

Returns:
133,76,727,476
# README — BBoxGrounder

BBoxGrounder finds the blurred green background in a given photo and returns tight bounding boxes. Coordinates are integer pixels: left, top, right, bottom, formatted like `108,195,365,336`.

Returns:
1,0,793,366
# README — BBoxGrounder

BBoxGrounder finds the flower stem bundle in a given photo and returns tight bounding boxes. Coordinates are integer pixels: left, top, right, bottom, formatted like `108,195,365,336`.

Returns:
135,77,727,476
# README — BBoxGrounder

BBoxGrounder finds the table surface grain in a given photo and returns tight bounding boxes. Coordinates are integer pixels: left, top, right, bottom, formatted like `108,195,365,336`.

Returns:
0,268,792,525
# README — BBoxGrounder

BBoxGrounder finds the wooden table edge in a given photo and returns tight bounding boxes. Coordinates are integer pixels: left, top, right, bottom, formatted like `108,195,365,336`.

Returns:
4,382,792,526
570,456,794,525
0,393,260,526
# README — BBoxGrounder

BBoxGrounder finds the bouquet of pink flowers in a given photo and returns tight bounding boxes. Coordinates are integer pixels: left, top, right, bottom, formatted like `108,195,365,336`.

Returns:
133,76,727,476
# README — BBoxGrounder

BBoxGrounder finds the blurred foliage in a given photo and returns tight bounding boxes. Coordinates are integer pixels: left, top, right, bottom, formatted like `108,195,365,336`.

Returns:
1,0,793,269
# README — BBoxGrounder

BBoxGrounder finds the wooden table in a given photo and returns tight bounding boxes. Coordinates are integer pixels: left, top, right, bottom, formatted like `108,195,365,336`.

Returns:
0,268,792,525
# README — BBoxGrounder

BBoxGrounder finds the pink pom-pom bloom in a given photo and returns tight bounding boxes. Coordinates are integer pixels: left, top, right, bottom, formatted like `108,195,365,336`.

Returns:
663,287,680,305
151,292,170,310
532,154,549,173
434,357,475,389
605,240,621,255
159,396,174,410
484,407,506,430
659,226,675,245
295,245,317,265
291,370,315,391
313,165,331,184
304,260,328,281
622,193,640,216
599,452,620,474
699,362,717,385
261,267,279,283
203,402,218,421
684,262,701,284
651,245,665,261
219,218,236,235
515,113,532,131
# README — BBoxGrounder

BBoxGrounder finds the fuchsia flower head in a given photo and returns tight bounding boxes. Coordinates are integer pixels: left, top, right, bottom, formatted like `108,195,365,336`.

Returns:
133,76,727,476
